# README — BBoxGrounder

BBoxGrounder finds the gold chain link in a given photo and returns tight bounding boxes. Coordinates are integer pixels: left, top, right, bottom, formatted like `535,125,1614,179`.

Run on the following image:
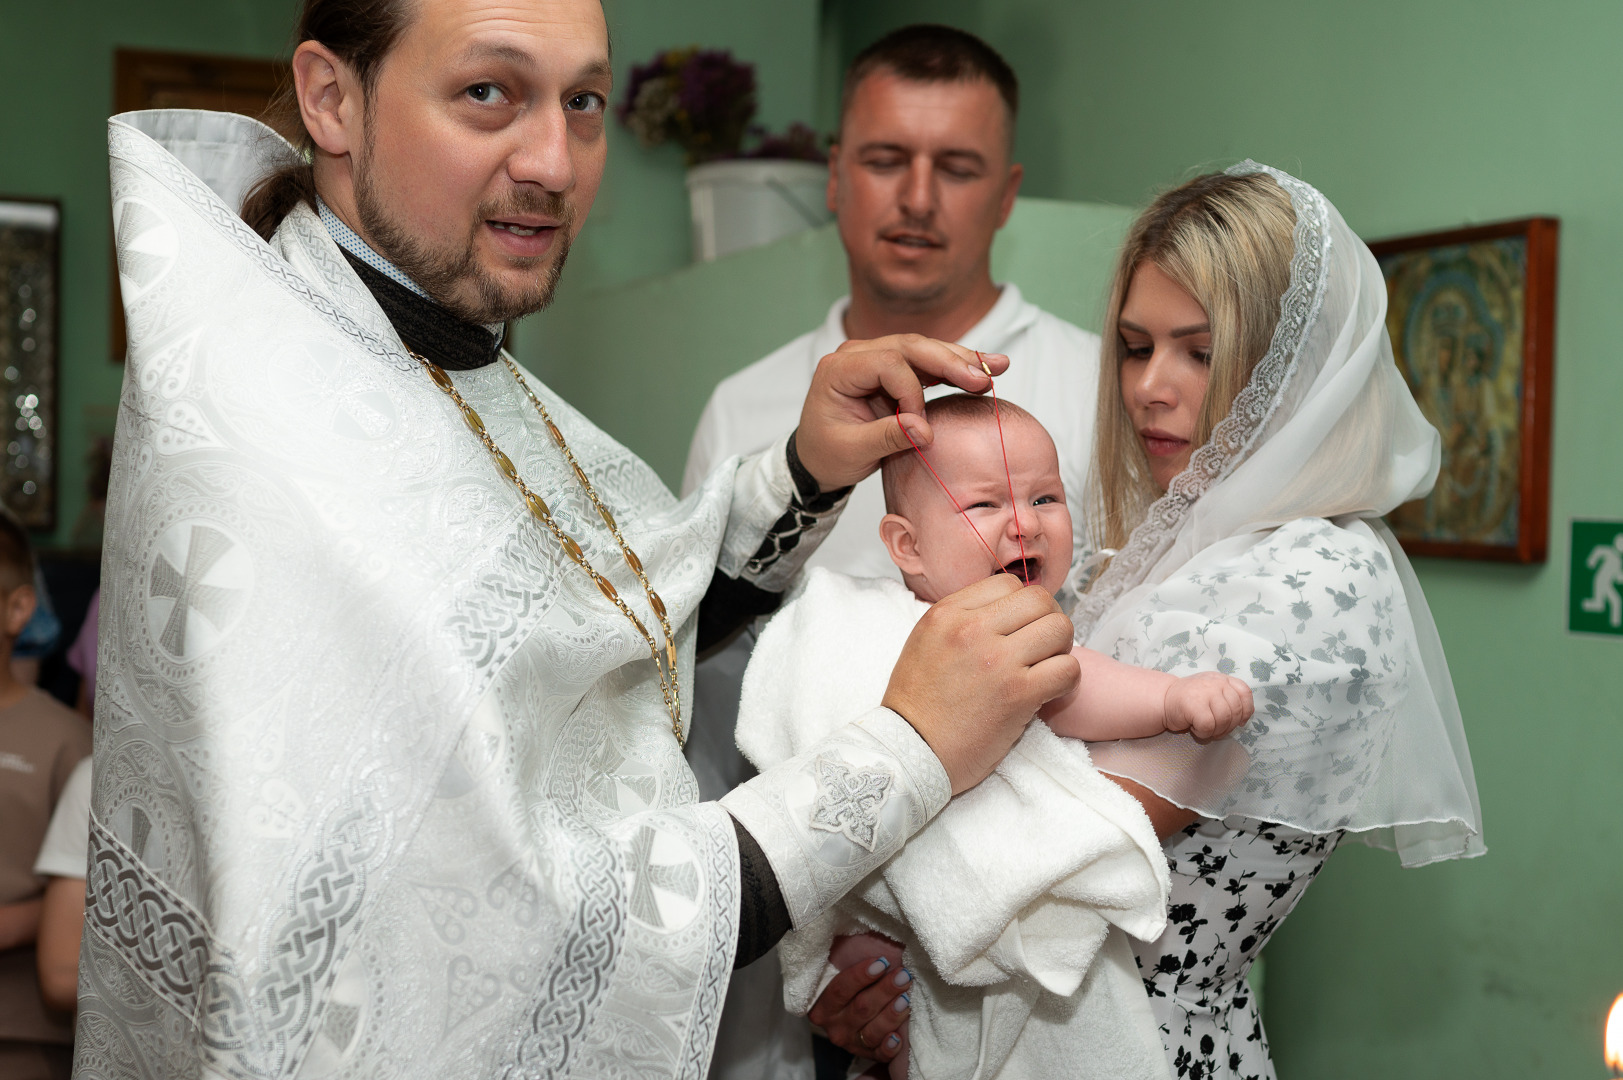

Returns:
410,349,683,746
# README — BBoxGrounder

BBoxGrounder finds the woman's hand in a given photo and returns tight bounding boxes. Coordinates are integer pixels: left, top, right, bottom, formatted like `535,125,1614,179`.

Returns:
810,933,913,1064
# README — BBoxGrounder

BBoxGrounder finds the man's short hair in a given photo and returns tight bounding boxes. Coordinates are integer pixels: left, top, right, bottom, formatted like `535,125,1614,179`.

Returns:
839,24,1019,138
0,507,35,592
881,393,1041,516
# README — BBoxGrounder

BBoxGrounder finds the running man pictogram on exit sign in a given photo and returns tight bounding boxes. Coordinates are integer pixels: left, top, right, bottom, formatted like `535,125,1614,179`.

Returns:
1570,520,1623,636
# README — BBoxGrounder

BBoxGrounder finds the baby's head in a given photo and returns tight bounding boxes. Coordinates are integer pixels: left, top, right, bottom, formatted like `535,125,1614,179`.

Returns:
880,394,1073,603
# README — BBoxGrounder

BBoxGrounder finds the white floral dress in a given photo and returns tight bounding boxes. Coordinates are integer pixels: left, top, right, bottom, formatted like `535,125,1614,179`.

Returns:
1133,817,1342,1080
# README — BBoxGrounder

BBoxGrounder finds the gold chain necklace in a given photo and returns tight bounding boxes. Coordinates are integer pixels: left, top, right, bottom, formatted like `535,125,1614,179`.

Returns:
410,349,683,746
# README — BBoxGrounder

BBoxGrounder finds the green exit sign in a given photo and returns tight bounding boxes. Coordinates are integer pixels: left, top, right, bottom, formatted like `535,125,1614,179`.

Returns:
1569,520,1623,637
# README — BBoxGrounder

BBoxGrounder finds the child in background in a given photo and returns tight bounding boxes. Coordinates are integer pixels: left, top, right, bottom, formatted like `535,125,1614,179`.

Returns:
33,753,91,1016
736,394,1252,1080
0,510,91,1080
66,589,99,719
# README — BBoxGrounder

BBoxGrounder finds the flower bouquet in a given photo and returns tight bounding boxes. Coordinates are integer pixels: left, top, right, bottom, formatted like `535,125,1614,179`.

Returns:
619,48,826,164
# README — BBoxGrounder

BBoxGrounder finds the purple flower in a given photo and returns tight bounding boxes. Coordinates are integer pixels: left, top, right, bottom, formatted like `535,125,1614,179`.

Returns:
618,47,825,165
741,122,828,163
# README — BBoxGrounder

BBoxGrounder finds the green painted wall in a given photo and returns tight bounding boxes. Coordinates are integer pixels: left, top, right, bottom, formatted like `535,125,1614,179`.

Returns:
518,196,1134,490
833,2,1623,1077
573,0,823,292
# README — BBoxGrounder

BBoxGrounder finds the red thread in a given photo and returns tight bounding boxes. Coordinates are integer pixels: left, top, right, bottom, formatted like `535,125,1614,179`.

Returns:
895,406,999,568
983,351,1028,573
892,352,1028,579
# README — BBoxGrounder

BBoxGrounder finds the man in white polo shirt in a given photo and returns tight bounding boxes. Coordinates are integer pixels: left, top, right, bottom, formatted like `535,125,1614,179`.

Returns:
682,24,1100,1080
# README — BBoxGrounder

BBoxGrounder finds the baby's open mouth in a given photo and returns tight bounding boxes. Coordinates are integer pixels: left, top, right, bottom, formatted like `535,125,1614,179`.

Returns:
1000,557,1041,585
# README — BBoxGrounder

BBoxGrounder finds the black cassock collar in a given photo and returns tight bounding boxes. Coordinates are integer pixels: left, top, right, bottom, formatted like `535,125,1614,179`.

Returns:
340,248,503,372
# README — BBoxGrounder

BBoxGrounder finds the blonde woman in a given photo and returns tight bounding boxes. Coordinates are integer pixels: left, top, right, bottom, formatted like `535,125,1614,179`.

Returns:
1073,164,1484,1080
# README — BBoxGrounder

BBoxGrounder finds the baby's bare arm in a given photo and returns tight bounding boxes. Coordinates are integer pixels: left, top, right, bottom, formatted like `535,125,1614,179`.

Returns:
1039,646,1177,741
1040,647,1255,742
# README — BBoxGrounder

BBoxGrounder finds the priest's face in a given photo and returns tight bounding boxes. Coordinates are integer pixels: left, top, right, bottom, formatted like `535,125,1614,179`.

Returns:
830,73,1022,314
349,0,610,323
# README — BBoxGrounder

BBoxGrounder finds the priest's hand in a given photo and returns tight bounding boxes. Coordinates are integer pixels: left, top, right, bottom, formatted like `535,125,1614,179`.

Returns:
794,334,1009,492
882,574,1078,795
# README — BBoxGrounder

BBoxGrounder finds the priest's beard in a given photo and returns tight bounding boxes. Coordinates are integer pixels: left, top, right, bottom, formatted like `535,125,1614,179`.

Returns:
353,149,574,325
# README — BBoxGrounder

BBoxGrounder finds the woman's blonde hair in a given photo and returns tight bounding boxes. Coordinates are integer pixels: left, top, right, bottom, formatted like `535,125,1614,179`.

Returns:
1088,171,1297,551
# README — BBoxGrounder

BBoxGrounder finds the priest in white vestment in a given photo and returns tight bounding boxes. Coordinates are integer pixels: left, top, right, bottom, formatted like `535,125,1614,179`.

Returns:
76,6,1082,1079
681,28,1100,1079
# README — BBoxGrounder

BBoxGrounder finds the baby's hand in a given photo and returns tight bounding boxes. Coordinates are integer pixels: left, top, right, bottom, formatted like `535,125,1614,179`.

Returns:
1163,672,1254,741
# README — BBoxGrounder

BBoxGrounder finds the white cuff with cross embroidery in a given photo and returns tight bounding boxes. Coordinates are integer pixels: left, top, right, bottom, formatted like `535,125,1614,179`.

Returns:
720,706,952,929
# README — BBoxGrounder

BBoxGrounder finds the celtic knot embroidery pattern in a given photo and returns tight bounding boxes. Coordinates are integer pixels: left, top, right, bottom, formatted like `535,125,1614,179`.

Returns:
808,757,895,852
445,532,556,670
504,829,624,1080
85,816,234,1027
677,810,738,1080
176,802,386,1078
742,432,848,583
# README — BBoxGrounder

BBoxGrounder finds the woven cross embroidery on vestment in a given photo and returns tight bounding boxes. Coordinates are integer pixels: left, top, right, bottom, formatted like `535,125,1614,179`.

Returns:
808,757,895,852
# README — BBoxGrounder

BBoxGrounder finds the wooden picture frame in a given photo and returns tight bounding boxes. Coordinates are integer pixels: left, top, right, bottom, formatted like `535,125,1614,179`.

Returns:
1370,217,1558,563
0,197,62,531
110,48,286,361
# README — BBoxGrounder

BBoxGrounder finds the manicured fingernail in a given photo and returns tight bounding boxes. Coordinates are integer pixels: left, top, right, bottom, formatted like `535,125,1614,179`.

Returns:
867,958,890,976
893,968,911,987
885,1034,901,1050
892,992,911,1013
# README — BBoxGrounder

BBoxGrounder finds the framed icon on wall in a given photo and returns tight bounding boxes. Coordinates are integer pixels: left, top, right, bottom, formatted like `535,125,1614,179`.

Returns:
0,197,60,530
1371,217,1558,563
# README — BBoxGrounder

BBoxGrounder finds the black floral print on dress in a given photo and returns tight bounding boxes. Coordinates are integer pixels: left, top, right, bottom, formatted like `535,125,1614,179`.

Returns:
1133,816,1341,1080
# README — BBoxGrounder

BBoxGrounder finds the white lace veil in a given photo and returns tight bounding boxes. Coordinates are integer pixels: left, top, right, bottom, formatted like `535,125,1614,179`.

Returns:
1074,162,1484,867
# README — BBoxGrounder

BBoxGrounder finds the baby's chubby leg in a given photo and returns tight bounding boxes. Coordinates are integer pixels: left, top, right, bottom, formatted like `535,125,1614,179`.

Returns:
814,932,914,1072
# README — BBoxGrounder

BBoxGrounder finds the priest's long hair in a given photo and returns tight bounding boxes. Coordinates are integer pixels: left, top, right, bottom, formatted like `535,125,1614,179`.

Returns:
240,0,414,240
1087,172,1297,553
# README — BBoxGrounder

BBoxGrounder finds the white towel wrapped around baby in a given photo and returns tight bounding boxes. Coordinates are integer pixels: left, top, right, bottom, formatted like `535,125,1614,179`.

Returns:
737,568,1174,1080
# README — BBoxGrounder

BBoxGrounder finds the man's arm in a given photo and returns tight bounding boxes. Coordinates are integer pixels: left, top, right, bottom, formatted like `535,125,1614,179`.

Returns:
697,431,851,652
0,896,42,950
36,876,84,1012
730,816,790,968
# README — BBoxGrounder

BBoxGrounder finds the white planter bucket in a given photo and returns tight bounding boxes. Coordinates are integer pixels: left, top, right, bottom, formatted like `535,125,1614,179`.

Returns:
685,159,832,262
